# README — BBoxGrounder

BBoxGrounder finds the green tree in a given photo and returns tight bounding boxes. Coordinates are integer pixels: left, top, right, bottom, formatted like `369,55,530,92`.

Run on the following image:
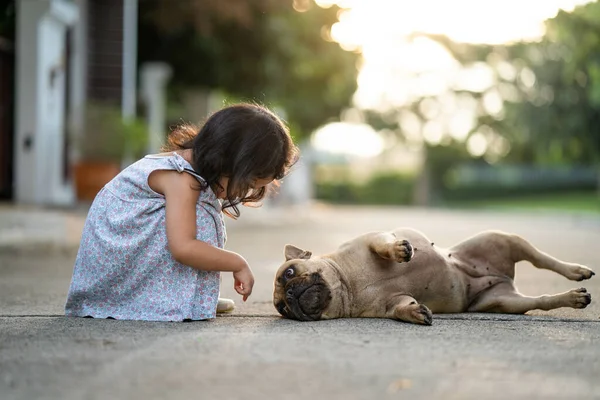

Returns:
138,0,358,140
417,1,600,166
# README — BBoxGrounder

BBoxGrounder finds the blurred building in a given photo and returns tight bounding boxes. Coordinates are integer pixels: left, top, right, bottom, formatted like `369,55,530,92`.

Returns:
0,0,137,205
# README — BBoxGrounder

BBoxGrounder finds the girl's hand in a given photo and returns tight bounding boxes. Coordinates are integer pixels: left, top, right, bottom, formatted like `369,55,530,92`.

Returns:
233,264,255,302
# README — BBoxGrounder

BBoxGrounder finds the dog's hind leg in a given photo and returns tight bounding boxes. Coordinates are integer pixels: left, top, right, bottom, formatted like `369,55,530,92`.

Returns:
468,283,592,313
508,234,595,281
454,231,595,281
386,294,433,325
369,233,414,263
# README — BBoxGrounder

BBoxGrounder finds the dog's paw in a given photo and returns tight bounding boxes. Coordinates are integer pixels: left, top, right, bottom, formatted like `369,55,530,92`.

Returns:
565,264,595,281
390,240,414,263
565,288,592,309
407,303,433,326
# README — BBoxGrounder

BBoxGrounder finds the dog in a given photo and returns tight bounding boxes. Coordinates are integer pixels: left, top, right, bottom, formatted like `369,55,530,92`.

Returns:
273,229,594,325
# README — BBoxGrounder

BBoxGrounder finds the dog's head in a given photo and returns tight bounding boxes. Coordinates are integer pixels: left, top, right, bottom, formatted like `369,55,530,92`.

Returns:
272,245,333,321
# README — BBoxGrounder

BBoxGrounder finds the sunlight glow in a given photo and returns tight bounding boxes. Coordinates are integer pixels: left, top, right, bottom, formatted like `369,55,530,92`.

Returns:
482,90,504,117
398,111,422,143
467,132,488,157
326,0,591,47
448,109,476,141
312,0,591,159
311,122,385,158
423,121,444,145
323,0,591,111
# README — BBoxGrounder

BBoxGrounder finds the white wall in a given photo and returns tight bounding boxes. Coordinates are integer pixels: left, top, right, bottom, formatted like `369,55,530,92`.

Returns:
14,0,78,205
14,0,42,204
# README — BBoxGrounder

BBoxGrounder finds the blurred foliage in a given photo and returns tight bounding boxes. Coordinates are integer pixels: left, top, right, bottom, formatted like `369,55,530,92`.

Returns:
423,140,597,203
74,103,149,163
441,169,597,201
423,140,477,203
360,2,600,205
447,191,600,214
315,171,416,205
418,1,600,166
138,0,358,140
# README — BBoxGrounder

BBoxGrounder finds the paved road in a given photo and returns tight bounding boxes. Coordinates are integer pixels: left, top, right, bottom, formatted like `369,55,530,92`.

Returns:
1,205,599,399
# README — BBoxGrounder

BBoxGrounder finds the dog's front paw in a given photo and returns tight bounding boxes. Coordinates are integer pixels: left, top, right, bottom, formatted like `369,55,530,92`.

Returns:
390,240,413,263
392,301,433,325
565,288,592,309
565,264,595,281
407,303,433,326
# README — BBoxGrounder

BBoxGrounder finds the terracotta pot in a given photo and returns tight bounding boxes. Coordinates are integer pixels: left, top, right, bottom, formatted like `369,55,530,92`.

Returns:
73,161,120,202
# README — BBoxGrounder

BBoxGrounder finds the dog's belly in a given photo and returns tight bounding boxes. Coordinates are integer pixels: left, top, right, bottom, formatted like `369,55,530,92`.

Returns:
387,228,513,313
365,253,468,314
395,228,472,311
337,229,471,316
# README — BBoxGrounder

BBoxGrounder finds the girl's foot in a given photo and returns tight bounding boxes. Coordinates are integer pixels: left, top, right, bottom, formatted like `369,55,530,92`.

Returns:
217,298,235,313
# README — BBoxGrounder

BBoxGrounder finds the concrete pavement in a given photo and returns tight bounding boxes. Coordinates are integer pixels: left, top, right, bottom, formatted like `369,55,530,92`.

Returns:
2,315,599,400
1,203,599,399
0,203,85,256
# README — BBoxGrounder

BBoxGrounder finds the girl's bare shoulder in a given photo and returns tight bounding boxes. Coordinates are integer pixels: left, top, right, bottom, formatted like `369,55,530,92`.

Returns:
148,168,198,197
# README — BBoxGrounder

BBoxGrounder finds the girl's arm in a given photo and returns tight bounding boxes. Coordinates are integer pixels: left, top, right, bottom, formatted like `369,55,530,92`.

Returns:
149,169,254,300
148,169,248,273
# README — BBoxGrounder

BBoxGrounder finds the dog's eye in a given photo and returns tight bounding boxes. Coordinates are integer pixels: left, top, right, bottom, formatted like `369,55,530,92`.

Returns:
284,267,295,279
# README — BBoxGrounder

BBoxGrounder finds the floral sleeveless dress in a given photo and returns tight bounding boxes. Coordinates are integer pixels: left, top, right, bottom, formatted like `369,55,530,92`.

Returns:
65,153,226,321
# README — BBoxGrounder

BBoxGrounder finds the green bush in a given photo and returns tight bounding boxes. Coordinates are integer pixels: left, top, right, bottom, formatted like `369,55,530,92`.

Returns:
315,171,416,205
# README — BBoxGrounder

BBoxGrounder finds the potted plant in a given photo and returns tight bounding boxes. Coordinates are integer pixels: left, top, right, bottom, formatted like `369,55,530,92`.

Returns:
72,103,148,202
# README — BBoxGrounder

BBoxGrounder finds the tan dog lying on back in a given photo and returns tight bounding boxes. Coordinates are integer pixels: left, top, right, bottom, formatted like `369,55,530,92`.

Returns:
273,229,594,325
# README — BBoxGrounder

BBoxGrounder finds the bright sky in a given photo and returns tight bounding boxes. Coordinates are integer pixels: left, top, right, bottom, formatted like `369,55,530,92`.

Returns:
310,0,592,158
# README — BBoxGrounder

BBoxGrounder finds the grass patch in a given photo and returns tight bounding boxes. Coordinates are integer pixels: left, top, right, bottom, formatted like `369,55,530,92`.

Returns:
447,191,600,214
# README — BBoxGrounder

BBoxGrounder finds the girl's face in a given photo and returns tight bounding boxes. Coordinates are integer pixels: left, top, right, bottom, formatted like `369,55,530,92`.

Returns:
215,177,274,200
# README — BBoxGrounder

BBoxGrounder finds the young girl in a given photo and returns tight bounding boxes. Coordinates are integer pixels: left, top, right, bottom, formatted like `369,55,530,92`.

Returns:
65,103,299,321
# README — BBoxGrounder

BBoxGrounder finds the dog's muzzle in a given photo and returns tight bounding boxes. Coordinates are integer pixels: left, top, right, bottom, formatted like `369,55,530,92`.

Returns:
276,272,332,321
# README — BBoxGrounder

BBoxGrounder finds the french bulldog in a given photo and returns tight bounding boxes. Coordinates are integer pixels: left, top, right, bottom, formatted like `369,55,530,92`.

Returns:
273,229,594,325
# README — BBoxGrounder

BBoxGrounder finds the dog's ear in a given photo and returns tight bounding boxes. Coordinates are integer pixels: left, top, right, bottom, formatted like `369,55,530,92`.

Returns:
284,244,312,261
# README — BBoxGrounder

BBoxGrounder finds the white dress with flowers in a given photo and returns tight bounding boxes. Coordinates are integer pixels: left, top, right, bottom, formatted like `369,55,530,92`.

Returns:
65,153,226,321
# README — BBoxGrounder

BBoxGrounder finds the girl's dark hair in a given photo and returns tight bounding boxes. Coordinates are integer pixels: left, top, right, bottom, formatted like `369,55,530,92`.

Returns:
163,103,299,218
